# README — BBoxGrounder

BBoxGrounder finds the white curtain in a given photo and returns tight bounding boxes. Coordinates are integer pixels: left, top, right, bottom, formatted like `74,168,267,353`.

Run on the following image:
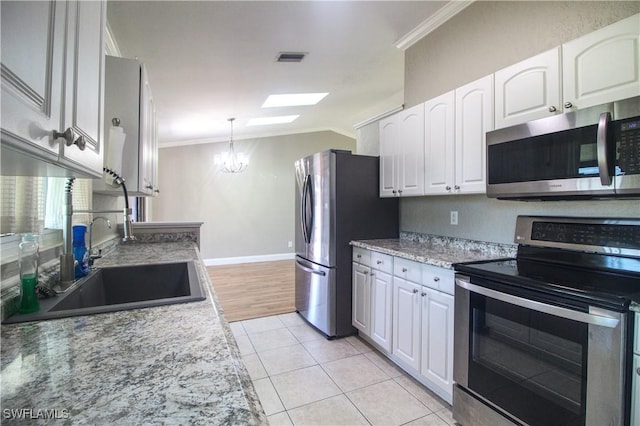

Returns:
0,176,92,235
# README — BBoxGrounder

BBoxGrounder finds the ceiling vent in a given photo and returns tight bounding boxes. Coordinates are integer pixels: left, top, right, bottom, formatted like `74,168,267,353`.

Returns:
276,52,306,63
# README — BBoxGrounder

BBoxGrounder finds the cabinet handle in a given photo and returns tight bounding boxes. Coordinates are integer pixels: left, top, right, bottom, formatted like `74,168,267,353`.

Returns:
402,267,408,272
392,190,397,194
398,189,403,194
548,106,557,112
146,185,154,190
53,128,86,150
454,185,460,190
564,101,573,109
357,254,362,259
413,289,419,294
371,273,375,277
421,292,426,297
376,260,383,265
446,186,451,191
154,189,160,194
637,367,640,376
434,277,440,282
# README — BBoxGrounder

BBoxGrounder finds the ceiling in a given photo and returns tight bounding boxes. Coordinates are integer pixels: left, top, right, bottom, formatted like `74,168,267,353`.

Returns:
106,1,450,146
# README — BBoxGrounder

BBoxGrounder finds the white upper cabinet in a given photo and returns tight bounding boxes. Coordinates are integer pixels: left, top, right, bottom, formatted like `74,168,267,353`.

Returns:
495,14,640,129
379,103,425,197
494,48,561,129
455,75,493,194
58,0,106,176
379,115,399,197
1,0,105,178
424,76,492,195
424,91,455,195
94,56,159,196
562,13,640,111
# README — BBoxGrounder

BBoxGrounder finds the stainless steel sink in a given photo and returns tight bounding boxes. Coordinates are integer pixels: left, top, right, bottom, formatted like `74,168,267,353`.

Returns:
3,261,206,323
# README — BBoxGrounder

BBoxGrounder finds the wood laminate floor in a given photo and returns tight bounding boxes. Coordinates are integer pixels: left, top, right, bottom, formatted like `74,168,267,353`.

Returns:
208,260,295,322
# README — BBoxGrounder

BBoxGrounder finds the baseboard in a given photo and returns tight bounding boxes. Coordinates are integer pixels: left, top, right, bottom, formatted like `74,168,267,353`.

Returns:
203,252,295,266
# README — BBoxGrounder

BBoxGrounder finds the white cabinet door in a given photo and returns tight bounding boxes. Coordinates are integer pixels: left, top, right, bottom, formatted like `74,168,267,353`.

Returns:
424,91,455,195
139,65,156,195
370,269,393,353
392,277,421,370
1,1,65,159
58,0,105,177
563,13,640,111
494,48,561,129
420,288,454,402
379,117,398,197
455,75,493,194
379,103,424,197
352,262,371,335
398,103,425,196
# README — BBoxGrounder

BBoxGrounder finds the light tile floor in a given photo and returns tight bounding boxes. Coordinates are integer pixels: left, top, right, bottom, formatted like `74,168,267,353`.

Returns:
231,313,454,426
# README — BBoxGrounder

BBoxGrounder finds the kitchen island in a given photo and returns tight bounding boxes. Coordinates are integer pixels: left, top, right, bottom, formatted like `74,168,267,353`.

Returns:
0,240,266,425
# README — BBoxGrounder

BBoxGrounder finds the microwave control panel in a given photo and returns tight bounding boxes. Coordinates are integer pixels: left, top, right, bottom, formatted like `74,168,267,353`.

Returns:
617,118,640,175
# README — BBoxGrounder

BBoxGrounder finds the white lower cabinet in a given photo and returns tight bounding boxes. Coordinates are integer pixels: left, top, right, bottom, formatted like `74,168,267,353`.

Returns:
353,248,455,404
420,287,454,398
352,261,371,334
369,265,393,352
392,277,422,370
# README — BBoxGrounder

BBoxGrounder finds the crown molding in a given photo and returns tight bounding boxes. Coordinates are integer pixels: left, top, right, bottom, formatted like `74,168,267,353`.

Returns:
395,1,474,51
105,21,122,57
353,105,404,129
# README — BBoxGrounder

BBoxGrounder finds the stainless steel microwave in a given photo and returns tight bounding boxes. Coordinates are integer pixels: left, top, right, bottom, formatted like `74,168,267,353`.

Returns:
486,96,640,200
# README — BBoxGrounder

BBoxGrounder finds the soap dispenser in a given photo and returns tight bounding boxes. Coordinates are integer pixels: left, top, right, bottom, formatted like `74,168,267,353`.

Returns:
18,233,40,313
72,224,90,278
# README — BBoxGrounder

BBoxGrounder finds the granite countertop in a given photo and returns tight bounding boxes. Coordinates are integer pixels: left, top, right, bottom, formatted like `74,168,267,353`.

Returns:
351,232,517,269
0,241,266,425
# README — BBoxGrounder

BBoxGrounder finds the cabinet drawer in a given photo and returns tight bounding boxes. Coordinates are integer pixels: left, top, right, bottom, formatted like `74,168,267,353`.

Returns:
394,258,422,283
353,247,371,266
371,252,393,274
422,264,455,295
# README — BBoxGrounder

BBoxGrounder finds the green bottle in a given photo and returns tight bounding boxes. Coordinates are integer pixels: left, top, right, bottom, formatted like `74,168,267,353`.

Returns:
18,234,40,314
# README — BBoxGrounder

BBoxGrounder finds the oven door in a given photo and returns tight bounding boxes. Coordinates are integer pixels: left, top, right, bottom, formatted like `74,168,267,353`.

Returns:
454,275,627,426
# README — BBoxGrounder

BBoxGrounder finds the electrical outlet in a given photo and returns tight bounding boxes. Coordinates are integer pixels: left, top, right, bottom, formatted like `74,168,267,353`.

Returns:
450,211,458,225
288,241,293,248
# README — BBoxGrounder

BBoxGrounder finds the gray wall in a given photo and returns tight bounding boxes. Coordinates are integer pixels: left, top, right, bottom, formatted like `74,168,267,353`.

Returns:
400,1,640,244
150,131,356,260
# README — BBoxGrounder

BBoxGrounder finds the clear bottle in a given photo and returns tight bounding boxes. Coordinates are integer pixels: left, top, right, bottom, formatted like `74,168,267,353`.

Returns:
18,233,40,313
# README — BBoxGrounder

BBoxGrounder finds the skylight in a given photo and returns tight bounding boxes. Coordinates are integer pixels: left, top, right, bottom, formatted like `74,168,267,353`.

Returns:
246,115,300,126
262,93,328,108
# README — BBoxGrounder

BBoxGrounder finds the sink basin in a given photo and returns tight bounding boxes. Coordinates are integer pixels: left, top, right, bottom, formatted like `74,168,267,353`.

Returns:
3,261,206,323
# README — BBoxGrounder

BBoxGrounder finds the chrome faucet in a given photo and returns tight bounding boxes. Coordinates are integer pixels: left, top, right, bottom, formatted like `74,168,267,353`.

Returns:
88,216,111,265
59,176,136,291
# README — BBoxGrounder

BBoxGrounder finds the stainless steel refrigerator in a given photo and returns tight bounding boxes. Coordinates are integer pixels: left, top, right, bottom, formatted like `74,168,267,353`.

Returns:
294,150,398,338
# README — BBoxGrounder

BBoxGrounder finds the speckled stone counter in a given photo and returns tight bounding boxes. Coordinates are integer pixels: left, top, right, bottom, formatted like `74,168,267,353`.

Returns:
1,241,266,425
351,231,517,269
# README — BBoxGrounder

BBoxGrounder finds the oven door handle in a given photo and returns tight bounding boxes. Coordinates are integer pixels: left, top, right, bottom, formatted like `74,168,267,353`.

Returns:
456,278,620,328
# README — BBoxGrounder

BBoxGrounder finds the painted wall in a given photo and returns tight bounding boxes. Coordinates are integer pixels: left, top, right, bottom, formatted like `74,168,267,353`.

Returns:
399,1,640,244
150,131,356,260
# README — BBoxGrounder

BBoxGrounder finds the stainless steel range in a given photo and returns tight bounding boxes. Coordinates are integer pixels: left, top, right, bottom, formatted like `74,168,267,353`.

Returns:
453,216,640,426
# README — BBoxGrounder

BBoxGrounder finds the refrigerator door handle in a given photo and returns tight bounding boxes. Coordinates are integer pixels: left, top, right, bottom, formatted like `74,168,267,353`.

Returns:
301,174,313,244
296,258,326,276
300,174,309,243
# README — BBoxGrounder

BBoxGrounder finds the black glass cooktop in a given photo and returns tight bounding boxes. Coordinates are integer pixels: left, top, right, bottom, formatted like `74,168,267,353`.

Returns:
455,250,640,312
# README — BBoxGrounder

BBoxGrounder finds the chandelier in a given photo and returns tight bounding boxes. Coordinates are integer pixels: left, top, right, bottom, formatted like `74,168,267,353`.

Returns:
214,118,249,173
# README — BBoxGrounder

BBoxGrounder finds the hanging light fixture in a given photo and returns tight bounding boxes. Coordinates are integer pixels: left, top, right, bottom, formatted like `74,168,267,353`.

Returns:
214,118,248,173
